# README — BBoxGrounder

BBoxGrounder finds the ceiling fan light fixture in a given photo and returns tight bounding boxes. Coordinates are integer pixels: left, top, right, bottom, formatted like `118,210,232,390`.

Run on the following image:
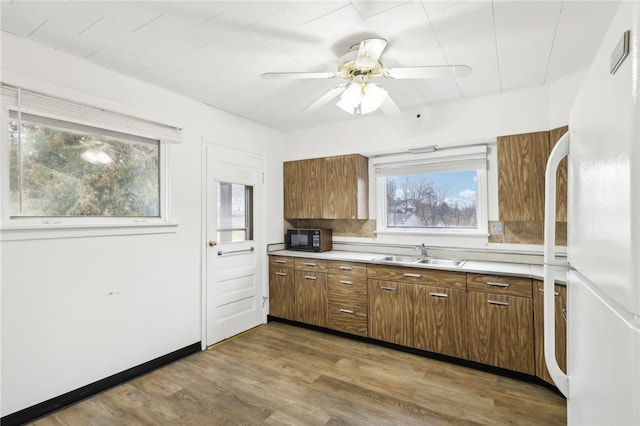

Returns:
360,83,387,114
336,82,388,115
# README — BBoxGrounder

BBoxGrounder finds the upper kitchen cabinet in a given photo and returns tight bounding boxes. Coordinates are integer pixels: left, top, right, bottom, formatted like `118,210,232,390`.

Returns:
498,131,550,222
284,154,369,219
496,127,568,245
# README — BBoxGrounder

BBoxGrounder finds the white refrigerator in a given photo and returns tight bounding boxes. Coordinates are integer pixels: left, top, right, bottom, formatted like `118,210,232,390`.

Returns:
544,1,640,425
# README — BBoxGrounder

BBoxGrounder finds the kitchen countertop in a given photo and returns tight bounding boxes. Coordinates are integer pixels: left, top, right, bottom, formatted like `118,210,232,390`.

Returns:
269,249,568,284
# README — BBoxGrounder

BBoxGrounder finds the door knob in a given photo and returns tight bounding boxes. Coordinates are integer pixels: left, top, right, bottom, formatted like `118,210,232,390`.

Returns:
208,240,217,247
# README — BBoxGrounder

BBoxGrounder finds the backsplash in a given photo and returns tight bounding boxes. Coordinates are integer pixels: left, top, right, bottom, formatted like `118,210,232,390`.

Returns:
284,219,376,237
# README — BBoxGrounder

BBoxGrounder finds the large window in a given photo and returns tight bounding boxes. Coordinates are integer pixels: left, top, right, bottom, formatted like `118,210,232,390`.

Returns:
9,113,160,218
374,145,488,235
1,84,180,228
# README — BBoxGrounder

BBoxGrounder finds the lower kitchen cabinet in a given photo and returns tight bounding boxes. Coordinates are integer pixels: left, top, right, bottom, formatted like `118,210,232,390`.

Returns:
533,280,567,384
368,279,413,346
466,273,535,374
414,285,467,359
467,291,535,374
268,256,296,320
269,255,548,382
269,266,295,320
294,270,327,327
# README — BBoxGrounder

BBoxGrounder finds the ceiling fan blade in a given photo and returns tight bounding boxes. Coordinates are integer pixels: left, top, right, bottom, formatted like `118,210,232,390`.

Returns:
355,38,387,70
384,65,472,79
304,84,347,112
261,72,339,79
380,94,402,116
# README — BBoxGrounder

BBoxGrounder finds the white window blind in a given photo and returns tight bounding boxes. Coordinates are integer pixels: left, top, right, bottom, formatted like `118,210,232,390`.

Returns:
2,84,182,144
372,145,487,176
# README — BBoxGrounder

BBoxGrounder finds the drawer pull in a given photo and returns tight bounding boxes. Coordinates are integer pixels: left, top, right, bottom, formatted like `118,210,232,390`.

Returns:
304,275,317,280
487,300,510,306
487,281,510,288
538,288,560,296
275,272,287,276
304,262,317,267
381,286,397,291
339,266,353,271
339,309,354,314
403,273,421,278
429,292,448,298
339,280,353,285
275,259,287,264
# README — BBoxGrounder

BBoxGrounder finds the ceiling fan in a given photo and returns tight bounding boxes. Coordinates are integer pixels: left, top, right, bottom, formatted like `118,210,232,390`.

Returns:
260,38,471,116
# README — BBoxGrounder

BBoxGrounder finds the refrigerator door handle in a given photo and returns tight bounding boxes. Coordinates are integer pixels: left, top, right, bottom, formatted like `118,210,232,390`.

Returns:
543,131,570,397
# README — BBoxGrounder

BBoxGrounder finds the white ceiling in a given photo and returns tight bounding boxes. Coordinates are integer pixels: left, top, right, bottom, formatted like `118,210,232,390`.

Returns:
1,1,619,132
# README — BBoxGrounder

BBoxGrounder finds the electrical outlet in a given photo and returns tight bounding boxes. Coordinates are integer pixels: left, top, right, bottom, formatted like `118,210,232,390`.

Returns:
490,222,504,236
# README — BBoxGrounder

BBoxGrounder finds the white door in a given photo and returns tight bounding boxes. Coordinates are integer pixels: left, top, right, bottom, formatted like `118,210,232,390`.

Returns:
205,144,264,346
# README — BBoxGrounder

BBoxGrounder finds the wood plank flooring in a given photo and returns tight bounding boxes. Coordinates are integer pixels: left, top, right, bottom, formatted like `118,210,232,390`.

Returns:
31,322,566,425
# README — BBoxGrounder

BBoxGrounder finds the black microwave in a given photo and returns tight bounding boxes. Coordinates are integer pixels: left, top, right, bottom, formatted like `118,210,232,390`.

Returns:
287,228,332,252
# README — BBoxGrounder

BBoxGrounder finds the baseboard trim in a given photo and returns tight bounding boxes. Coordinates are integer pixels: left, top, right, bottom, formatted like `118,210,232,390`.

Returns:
1,342,201,426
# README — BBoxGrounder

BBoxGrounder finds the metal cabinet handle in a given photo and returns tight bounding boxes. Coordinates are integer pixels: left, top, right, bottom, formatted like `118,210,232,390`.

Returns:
304,275,317,280
381,286,397,291
339,280,353,285
429,292,448,298
339,266,353,271
304,262,317,267
275,272,287,276
562,308,568,321
487,300,510,306
339,309,354,314
275,259,287,264
487,281,509,288
403,273,421,278
538,288,560,296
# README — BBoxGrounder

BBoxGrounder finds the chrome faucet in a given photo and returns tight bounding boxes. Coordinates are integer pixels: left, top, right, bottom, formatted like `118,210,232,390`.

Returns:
416,243,429,258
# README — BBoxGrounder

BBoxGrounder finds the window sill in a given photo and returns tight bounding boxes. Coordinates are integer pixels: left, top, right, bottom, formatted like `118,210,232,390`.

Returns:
0,221,178,241
375,229,489,238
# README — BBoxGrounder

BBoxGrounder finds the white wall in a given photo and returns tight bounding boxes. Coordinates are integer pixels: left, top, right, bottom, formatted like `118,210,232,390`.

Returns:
0,34,285,416
283,70,586,249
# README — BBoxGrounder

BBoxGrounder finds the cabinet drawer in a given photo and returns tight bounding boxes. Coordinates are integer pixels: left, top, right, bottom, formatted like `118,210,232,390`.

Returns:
295,257,328,272
269,255,295,269
367,265,430,284
328,261,367,277
327,302,368,336
467,273,532,298
327,275,367,300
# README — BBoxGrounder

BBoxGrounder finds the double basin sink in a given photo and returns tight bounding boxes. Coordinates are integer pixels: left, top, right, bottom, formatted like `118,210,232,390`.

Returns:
372,255,466,268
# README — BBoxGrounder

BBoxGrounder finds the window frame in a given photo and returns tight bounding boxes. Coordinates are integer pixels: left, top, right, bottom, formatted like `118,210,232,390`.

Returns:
373,145,489,237
0,85,177,236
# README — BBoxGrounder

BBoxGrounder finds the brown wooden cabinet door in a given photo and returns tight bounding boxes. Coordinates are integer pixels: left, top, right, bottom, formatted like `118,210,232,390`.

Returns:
284,158,324,218
533,280,567,384
368,279,413,347
323,154,368,219
467,291,535,374
295,270,327,327
268,266,295,320
414,285,467,359
498,131,550,222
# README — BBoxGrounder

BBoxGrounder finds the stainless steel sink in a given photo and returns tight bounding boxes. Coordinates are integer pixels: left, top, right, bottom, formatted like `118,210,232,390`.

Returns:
373,255,466,268
416,258,466,267
374,255,421,264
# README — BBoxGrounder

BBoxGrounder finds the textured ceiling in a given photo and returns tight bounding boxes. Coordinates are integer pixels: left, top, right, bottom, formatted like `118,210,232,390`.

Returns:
1,1,620,131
